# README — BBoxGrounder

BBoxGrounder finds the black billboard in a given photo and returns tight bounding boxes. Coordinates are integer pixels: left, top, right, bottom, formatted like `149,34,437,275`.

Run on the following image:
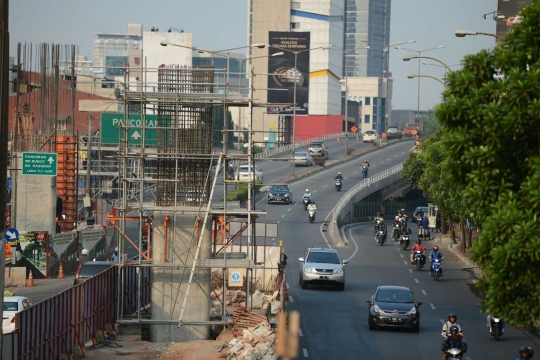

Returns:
267,31,311,115
496,0,532,41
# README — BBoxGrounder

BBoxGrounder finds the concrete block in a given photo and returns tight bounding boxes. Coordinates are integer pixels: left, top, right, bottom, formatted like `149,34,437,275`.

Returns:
104,323,113,334
71,346,84,359
94,330,105,342
10,268,26,287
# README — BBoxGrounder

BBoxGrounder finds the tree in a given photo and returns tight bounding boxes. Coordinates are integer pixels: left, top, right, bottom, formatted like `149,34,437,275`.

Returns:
435,2,540,326
420,112,441,138
212,106,235,148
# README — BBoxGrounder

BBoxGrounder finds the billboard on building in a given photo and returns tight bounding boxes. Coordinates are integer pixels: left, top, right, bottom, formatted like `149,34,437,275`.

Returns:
496,0,532,41
267,32,310,115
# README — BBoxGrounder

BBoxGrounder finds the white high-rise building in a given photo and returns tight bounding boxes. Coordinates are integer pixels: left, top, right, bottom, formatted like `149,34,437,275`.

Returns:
93,24,143,74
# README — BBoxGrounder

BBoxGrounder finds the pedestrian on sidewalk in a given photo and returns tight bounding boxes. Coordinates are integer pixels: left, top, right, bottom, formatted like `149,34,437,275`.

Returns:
436,212,442,233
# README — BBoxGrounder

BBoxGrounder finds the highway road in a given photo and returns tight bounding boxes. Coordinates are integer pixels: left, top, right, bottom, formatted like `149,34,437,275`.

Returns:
255,141,540,360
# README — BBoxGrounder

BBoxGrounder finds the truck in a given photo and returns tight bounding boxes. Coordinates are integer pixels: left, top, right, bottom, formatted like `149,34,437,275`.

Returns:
403,122,423,138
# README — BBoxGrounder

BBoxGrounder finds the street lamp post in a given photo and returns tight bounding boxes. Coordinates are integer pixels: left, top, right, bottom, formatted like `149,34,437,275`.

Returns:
267,45,329,176
359,40,415,134
455,29,504,41
422,62,461,79
407,74,447,89
395,45,445,127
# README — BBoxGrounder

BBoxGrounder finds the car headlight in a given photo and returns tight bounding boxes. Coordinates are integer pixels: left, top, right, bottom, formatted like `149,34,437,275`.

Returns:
333,268,343,275
303,267,315,274
373,305,384,315
284,194,289,197
407,307,417,315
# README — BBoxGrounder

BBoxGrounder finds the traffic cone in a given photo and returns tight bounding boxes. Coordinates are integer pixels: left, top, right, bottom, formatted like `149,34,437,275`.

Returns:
58,263,65,279
27,271,35,287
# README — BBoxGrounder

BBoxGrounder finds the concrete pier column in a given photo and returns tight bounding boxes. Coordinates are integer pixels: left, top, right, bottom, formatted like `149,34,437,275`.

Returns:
150,212,212,342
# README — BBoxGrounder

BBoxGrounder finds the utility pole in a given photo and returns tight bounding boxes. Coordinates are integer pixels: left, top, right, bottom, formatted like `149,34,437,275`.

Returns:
0,0,10,354
85,116,94,227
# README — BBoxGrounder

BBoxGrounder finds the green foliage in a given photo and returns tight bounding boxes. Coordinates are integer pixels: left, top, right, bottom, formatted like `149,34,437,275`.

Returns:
242,145,265,155
222,180,262,202
420,112,441,138
435,2,540,325
212,106,235,148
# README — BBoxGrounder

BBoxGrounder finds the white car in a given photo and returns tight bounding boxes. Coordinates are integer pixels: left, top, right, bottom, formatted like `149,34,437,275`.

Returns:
363,130,380,143
292,151,314,167
235,165,263,182
3,296,33,334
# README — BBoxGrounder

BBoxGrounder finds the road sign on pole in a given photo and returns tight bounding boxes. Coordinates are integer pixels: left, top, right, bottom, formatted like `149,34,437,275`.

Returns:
22,153,58,176
4,227,19,243
100,113,159,145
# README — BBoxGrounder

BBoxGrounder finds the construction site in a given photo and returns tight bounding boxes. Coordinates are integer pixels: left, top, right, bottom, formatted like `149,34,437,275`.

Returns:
6,41,292,358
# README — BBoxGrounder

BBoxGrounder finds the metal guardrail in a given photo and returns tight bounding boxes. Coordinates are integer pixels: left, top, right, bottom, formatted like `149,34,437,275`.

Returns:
332,163,404,224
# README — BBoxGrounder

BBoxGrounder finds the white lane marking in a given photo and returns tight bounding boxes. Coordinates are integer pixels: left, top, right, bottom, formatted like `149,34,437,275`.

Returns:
353,172,358,175
277,221,280,224
323,185,328,188
394,155,399,157
281,214,285,218
298,328,303,337
288,208,292,212
289,296,294,303
381,161,385,164
430,303,436,310
344,227,359,261
387,158,391,161
345,176,349,179
396,247,400,251
421,290,427,295
286,283,290,289
414,278,419,283
295,201,299,205
312,190,317,193
400,254,404,258
303,349,308,357
403,261,408,265
440,319,445,325
409,269,413,273
465,357,471,360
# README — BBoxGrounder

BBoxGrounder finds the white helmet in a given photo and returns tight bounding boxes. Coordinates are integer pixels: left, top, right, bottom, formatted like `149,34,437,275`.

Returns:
305,189,309,192
82,249,89,255
115,247,118,252
395,216,399,220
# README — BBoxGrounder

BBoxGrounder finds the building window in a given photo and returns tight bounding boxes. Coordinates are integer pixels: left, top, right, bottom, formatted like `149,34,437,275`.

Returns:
291,22,300,29
364,115,370,123
292,2,301,9
365,97,370,105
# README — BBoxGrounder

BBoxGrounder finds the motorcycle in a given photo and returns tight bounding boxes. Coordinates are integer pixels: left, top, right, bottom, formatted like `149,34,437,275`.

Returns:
308,209,316,223
362,166,369,178
399,234,410,250
392,224,401,240
335,178,342,192
431,257,444,281
444,348,464,360
412,250,425,270
376,230,386,246
489,315,504,341
303,197,311,211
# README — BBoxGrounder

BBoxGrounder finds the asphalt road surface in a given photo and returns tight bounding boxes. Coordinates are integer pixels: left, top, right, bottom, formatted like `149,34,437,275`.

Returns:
256,141,540,359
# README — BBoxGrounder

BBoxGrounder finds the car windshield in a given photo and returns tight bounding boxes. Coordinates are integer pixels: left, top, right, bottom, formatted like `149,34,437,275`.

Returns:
3,302,18,311
365,131,375,135
310,144,322,148
387,128,399,133
271,185,288,192
79,264,111,278
295,152,308,157
306,251,340,264
376,290,414,303
239,166,254,173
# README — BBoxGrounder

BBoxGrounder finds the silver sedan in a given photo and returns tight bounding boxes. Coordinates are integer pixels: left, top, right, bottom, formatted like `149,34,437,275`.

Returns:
292,151,314,167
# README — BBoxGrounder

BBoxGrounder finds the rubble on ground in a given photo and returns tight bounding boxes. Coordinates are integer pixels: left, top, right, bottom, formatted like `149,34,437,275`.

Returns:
227,323,277,360
210,287,281,315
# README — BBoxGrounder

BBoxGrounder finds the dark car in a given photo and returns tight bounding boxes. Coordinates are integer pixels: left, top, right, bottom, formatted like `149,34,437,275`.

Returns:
267,184,293,204
74,261,114,285
308,142,329,159
367,285,422,332
412,206,428,223
386,126,403,140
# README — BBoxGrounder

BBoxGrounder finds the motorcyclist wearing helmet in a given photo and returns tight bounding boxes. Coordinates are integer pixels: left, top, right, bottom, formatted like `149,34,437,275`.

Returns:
410,239,426,264
374,218,387,241
429,245,443,276
307,200,317,213
486,314,506,335
78,248,91,263
362,160,370,176
441,325,467,360
303,189,312,202
335,172,343,181
517,346,535,360
442,313,463,338
399,208,408,223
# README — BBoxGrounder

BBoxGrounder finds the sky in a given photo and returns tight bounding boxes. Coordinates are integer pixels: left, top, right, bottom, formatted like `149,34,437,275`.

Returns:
10,0,498,111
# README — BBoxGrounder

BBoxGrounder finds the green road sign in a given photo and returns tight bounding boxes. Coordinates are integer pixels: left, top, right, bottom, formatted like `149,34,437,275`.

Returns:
100,113,158,145
22,152,57,176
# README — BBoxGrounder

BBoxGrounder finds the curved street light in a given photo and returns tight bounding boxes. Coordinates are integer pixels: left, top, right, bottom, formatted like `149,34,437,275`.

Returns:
407,74,447,89
395,45,445,125
455,30,503,41
422,62,461,78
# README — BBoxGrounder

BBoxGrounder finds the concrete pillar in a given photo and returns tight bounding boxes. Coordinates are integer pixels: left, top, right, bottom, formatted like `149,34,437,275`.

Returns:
150,212,212,342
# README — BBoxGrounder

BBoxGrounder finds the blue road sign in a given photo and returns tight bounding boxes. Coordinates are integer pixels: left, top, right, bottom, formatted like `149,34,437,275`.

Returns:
231,272,241,283
7,177,12,190
4,228,19,243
